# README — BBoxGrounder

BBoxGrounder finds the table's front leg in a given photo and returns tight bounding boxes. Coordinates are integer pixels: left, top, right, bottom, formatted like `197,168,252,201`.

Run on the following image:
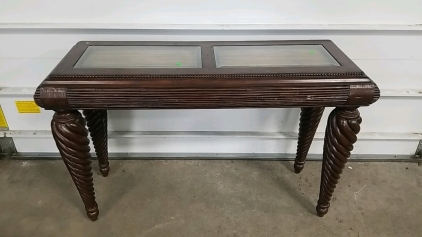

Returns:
317,107,361,217
51,110,99,221
294,107,325,173
83,110,109,177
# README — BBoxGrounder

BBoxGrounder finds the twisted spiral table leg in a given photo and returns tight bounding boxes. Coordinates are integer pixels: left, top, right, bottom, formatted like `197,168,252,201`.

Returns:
83,110,109,177
316,107,361,217
51,110,99,221
294,107,325,173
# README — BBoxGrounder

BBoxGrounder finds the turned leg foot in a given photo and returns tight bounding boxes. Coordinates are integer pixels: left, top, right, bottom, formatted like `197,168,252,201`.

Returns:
83,110,109,177
316,107,361,217
51,110,99,221
294,107,324,173
86,204,99,221
316,201,329,217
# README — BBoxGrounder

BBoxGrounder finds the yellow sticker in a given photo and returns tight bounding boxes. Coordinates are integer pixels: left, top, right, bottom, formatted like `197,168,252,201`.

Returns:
0,106,9,128
15,101,41,113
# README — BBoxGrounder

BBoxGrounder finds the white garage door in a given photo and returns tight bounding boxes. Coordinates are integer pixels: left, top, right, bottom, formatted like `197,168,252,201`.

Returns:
0,0,421,160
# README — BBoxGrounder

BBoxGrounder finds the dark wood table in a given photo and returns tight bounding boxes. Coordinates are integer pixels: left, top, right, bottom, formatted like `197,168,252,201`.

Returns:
34,40,379,221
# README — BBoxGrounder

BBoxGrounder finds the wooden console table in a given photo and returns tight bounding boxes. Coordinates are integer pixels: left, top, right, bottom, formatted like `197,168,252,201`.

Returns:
34,40,379,221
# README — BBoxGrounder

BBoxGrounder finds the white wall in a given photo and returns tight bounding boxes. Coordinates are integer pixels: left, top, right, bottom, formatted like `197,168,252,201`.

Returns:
1,0,421,25
0,1,421,158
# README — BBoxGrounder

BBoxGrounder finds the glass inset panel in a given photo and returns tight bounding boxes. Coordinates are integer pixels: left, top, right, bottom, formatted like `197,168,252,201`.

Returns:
214,45,340,68
74,46,202,68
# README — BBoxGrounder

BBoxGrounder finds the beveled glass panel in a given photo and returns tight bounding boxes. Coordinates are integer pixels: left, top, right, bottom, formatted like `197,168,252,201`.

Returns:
214,45,340,68
74,46,202,68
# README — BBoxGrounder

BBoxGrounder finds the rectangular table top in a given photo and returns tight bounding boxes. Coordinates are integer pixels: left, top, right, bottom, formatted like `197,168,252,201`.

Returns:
46,40,363,76
34,40,379,110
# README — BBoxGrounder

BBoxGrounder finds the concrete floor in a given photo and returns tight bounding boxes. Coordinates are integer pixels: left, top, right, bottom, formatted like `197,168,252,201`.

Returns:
0,159,421,237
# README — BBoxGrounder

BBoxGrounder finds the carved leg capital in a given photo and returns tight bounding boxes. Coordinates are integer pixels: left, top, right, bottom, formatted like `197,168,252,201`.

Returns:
316,107,361,217
51,110,99,221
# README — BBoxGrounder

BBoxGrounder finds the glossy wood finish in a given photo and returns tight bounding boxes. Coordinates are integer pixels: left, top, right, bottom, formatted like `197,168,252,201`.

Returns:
294,107,325,173
51,110,99,221
83,110,109,177
317,107,362,217
34,40,380,220
34,41,379,110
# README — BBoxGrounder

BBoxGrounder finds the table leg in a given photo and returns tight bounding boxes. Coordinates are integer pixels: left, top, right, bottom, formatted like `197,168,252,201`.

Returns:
294,107,325,173
51,110,99,221
83,110,109,177
316,107,361,217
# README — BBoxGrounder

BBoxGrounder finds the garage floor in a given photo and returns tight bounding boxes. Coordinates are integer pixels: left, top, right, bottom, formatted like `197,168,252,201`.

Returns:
0,159,421,237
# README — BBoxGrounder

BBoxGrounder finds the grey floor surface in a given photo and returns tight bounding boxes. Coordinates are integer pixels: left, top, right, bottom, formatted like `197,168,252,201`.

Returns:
0,159,421,237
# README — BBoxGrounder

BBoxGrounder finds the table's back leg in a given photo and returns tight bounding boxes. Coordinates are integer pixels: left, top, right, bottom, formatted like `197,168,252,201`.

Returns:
294,107,325,173
316,107,361,217
83,110,109,177
51,110,99,221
